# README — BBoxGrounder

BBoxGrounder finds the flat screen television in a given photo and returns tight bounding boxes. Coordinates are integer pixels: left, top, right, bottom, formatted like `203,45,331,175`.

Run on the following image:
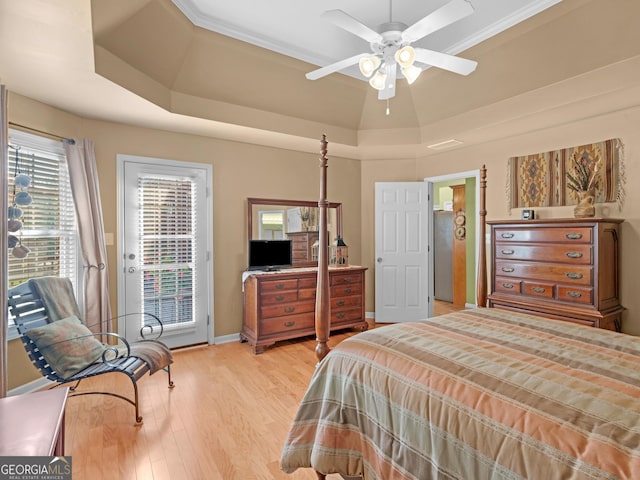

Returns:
248,239,292,271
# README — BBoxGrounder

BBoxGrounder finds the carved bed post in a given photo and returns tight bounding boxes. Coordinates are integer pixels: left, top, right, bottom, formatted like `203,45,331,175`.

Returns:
476,165,488,307
315,135,331,363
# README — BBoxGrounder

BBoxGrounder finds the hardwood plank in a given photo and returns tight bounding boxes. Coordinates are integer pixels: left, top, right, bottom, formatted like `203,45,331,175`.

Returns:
61,312,488,479
62,329,367,479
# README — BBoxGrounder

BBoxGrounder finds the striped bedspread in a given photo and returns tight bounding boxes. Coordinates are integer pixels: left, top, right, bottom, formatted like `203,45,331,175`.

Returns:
280,308,640,479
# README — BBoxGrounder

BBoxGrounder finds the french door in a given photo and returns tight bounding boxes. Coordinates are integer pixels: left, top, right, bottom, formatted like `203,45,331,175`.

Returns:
118,155,212,348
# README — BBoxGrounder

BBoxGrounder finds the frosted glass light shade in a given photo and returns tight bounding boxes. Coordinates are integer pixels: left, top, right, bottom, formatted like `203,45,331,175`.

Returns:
369,70,387,90
359,56,381,78
394,46,416,68
402,64,422,84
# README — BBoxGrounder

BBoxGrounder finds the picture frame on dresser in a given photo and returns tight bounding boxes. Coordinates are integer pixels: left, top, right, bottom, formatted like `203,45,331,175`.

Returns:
487,218,623,331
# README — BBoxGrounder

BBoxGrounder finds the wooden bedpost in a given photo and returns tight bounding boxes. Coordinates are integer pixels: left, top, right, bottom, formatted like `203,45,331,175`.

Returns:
476,165,488,307
315,135,331,363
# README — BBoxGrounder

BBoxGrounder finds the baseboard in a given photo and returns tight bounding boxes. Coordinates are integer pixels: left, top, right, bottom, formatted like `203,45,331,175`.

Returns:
366,311,375,320
214,332,241,344
8,377,54,396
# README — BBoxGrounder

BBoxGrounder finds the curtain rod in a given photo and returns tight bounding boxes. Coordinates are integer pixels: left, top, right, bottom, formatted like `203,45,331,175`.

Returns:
8,122,74,144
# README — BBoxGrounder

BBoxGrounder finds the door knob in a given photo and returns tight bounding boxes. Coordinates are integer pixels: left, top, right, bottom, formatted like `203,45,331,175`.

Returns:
377,257,383,263
128,267,136,273
128,253,136,260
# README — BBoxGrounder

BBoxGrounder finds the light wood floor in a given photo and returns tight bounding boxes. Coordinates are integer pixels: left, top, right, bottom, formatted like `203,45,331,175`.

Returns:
64,302,464,480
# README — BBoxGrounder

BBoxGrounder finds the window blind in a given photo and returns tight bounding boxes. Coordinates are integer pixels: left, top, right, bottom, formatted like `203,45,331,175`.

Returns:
7,130,77,289
138,175,196,326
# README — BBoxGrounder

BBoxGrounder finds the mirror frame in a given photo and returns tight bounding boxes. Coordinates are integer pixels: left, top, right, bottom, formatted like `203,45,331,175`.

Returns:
247,197,342,245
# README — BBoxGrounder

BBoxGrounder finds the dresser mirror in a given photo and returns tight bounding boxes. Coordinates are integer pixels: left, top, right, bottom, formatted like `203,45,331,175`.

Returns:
247,198,342,267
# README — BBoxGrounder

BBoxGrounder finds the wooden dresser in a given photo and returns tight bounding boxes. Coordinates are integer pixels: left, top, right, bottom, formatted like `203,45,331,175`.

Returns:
487,218,623,331
287,231,320,267
242,266,367,353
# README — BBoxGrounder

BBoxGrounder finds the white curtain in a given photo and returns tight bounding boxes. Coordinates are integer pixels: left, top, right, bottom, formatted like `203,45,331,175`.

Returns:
1,85,8,397
64,139,113,333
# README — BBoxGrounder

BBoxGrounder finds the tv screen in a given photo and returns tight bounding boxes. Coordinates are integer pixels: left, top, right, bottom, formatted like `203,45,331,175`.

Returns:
248,239,292,271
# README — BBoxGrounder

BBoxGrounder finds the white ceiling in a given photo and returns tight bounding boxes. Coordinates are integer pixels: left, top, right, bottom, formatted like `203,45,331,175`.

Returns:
171,0,562,79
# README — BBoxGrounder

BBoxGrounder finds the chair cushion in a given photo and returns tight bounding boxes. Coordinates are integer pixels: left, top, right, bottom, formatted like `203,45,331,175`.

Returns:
25,316,106,379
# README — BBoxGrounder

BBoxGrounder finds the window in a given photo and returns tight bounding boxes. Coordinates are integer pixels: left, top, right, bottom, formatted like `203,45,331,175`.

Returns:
7,129,79,336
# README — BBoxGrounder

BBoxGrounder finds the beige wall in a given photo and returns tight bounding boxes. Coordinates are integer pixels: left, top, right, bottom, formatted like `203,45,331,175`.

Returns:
361,104,640,336
7,93,640,390
6,93,362,389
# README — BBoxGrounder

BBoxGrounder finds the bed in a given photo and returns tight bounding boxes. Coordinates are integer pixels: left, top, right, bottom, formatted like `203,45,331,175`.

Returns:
280,136,640,479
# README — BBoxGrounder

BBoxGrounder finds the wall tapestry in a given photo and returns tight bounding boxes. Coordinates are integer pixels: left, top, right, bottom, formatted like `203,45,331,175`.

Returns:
506,138,625,210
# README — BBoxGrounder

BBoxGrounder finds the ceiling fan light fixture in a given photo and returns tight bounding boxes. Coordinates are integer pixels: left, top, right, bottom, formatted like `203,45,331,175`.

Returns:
402,64,422,84
394,45,416,68
359,56,381,78
369,70,387,90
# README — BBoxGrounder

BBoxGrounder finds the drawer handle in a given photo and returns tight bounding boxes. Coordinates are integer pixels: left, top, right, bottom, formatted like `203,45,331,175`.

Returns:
275,283,285,289
336,313,345,319
532,287,546,294
566,233,583,240
501,249,514,255
501,267,514,273
566,251,583,259
501,233,514,239
343,277,353,283
502,283,514,289
284,307,295,314
275,295,285,301
336,300,345,306
566,272,583,280
345,288,352,294
284,321,295,327
567,291,582,298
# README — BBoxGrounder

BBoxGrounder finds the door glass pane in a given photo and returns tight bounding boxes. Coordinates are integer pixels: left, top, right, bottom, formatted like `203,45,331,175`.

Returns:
138,175,196,327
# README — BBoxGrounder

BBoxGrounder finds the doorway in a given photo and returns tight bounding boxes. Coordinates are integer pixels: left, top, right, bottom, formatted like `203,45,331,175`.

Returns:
117,155,213,348
426,170,480,313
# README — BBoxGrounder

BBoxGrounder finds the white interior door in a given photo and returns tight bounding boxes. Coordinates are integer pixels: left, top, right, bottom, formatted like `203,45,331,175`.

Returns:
375,182,430,323
119,156,212,348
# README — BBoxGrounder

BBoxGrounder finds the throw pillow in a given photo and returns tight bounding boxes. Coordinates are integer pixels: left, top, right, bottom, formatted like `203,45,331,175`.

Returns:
25,316,106,379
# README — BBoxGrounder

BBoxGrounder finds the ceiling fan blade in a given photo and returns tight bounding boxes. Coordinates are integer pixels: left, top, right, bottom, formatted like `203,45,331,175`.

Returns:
305,53,370,81
322,10,383,44
401,0,474,43
414,48,477,76
378,64,397,100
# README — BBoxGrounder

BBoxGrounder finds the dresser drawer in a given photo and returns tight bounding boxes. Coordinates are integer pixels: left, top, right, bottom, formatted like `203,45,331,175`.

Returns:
260,279,298,293
557,285,593,305
298,288,317,300
522,281,554,299
260,291,299,305
299,277,317,289
331,272,362,286
495,261,592,286
495,227,592,244
260,312,315,336
495,277,521,294
331,295,362,309
331,283,362,297
495,244,592,265
261,300,315,319
331,307,362,325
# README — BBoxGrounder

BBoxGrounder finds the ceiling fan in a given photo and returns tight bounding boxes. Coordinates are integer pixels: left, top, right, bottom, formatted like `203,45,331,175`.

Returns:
306,0,478,100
